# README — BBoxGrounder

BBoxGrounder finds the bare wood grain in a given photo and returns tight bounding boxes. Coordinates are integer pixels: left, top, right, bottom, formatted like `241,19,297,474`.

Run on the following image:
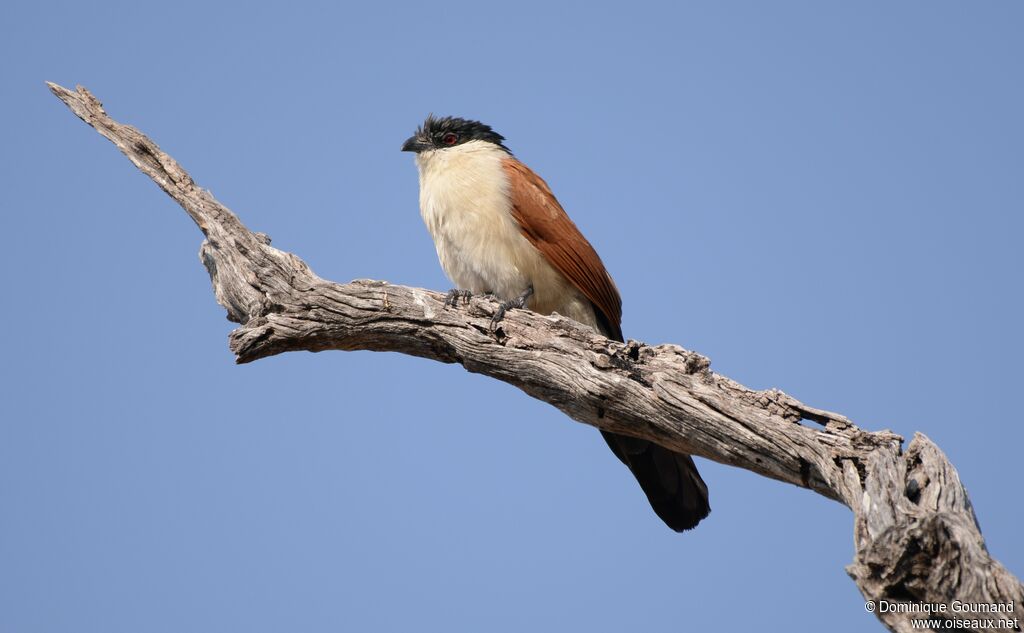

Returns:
48,82,1021,632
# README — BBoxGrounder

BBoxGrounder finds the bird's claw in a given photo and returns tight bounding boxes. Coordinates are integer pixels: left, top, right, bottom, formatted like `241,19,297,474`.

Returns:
489,286,534,331
444,288,472,307
489,305,508,331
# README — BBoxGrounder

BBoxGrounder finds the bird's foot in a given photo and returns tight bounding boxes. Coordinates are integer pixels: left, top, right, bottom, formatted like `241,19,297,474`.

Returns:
490,286,534,331
444,288,473,307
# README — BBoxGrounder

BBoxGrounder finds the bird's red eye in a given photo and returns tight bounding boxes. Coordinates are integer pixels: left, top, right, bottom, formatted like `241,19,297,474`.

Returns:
442,133,458,146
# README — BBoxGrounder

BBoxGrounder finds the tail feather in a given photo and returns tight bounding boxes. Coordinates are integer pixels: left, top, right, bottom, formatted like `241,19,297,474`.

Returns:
601,431,710,531
590,303,709,531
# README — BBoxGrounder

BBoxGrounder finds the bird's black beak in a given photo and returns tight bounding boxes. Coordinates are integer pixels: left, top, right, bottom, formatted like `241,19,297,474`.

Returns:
401,134,431,153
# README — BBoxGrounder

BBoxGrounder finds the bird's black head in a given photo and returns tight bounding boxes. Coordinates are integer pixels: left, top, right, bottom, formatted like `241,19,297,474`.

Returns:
401,115,509,154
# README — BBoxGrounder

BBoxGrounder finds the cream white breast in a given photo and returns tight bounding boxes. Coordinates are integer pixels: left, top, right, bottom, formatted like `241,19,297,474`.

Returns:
414,140,599,328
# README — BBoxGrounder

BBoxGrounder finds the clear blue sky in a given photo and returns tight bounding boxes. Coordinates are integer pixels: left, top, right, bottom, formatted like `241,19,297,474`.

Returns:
2,2,1021,631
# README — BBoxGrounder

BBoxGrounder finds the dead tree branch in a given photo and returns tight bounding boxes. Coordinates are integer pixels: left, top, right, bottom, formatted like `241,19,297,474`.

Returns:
48,82,1021,633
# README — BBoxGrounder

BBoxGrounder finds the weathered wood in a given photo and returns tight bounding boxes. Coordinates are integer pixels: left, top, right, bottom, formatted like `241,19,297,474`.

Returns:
48,82,1021,632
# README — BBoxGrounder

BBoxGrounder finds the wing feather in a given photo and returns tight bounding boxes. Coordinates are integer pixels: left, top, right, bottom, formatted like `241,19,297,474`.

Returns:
502,158,623,339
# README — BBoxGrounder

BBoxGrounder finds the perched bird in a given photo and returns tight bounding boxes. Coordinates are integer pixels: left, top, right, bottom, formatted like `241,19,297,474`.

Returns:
402,115,710,531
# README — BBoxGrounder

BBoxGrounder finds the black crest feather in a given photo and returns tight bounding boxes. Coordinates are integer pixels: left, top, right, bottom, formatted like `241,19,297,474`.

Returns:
416,115,510,152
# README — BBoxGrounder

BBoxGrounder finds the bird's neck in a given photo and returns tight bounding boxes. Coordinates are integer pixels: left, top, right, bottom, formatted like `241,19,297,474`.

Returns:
415,140,509,185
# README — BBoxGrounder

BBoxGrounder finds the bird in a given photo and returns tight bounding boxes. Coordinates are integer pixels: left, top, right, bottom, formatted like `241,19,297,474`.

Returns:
402,115,710,531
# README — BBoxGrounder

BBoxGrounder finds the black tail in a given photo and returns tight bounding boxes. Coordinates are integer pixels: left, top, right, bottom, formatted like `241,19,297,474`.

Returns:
592,307,710,531
600,431,710,531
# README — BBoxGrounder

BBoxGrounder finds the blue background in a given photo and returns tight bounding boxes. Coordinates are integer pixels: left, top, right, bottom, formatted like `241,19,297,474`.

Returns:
2,2,1021,631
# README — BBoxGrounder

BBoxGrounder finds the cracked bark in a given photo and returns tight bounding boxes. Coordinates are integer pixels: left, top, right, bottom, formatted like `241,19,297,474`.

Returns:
48,82,1021,633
